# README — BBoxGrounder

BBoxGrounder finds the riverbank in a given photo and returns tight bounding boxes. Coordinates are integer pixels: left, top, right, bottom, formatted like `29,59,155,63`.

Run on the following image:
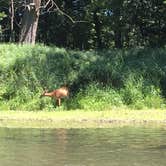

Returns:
0,109,166,128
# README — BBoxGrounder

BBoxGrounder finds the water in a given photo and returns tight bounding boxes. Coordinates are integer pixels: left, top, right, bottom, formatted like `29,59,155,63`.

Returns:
0,127,166,166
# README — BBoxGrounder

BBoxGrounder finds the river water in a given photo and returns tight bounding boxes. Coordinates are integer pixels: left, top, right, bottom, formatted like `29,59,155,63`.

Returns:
0,127,166,166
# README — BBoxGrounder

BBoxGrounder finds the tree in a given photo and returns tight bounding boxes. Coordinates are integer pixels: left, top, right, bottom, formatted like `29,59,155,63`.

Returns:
19,0,41,44
19,0,84,44
0,0,166,48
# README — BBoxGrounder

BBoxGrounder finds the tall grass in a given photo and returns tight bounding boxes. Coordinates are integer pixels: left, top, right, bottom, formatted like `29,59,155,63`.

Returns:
0,44,166,110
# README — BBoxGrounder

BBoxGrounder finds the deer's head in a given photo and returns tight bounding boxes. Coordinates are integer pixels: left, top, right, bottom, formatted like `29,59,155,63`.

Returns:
40,89,48,98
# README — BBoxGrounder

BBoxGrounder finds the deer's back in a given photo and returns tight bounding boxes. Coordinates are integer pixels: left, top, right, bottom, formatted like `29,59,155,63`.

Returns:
53,88,68,98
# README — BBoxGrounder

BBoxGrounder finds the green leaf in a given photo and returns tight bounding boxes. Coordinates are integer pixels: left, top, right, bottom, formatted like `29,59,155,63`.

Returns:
0,12,7,21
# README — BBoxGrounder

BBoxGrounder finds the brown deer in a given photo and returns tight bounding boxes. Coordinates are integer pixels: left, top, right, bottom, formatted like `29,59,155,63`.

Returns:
40,86,69,106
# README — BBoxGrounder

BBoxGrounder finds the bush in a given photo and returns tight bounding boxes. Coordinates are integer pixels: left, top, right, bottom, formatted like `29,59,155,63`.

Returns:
70,84,123,110
0,44,166,110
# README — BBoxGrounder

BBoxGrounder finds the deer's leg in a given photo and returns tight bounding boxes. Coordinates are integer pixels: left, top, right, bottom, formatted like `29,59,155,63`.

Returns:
56,98,61,106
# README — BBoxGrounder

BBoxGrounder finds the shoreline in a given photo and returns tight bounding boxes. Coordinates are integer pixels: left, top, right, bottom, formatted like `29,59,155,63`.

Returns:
0,110,166,128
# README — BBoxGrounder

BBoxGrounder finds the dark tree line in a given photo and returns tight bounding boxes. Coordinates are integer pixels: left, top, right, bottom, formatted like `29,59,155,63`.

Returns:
0,0,166,49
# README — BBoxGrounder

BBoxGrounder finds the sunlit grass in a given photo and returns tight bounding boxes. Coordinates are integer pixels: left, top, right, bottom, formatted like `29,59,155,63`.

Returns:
0,109,166,128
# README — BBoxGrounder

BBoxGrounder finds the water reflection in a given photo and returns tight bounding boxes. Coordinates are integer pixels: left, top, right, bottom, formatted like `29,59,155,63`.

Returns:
0,127,166,166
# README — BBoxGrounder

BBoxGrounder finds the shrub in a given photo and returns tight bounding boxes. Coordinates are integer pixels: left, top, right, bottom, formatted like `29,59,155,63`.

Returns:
0,44,166,110
70,84,123,111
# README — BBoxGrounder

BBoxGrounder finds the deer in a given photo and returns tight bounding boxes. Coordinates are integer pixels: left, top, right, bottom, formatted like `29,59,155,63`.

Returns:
40,86,69,107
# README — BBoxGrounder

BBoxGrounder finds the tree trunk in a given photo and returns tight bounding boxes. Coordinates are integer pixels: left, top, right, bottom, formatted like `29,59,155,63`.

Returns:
114,29,122,48
114,8,123,48
19,0,41,44
93,8,102,49
9,0,14,42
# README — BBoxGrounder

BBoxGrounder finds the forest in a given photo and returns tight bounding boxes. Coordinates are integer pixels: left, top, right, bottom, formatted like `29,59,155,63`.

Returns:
0,0,166,49
0,0,166,111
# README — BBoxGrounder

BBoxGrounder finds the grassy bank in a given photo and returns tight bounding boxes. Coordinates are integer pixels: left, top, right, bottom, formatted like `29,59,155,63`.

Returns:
0,110,166,128
0,44,166,110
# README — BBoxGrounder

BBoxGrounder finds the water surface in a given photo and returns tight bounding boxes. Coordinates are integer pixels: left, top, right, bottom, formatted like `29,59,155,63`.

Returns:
0,127,166,166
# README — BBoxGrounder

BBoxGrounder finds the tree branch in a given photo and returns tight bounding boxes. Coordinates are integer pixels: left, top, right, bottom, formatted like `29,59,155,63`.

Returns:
40,0,87,23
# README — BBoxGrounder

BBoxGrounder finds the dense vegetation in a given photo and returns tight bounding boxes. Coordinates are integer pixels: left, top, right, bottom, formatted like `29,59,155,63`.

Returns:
0,44,166,111
0,0,166,48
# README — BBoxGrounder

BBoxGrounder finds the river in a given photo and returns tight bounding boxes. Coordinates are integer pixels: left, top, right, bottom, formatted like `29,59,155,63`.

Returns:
0,127,166,166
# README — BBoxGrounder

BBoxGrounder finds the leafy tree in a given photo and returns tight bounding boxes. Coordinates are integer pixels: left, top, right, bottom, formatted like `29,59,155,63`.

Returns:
0,0,166,48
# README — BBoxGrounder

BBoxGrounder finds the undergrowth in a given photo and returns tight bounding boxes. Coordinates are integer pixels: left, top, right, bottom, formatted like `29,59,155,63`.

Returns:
0,44,166,110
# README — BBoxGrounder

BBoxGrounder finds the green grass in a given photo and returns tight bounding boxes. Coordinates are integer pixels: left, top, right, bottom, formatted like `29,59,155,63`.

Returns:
0,44,166,111
0,109,166,128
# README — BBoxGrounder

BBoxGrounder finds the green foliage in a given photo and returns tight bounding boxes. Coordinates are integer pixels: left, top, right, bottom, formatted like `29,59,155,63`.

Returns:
0,44,166,111
1,0,166,48
72,83,123,110
0,12,7,33
120,74,165,109
0,12,6,21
